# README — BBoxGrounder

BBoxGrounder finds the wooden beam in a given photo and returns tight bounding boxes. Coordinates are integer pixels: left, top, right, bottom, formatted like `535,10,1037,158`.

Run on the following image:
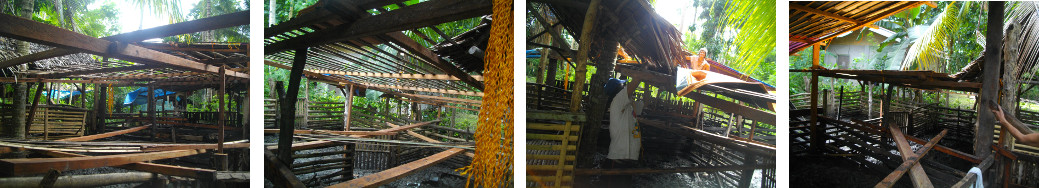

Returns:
265,141,339,151
789,4,860,24
310,69,484,81
574,164,776,175
0,78,124,84
57,126,149,141
364,83,484,97
327,148,464,188
39,150,215,179
137,43,249,53
373,120,441,135
875,130,947,188
262,129,398,136
140,142,249,152
264,0,491,55
382,33,484,90
792,2,926,54
613,65,774,124
0,11,248,68
640,118,775,157
265,60,485,97
0,149,205,175
882,85,933,188
0,14,246,79
44,65,160,78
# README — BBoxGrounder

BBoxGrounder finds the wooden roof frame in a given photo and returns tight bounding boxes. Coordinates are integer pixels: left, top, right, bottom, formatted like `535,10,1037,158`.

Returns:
789,1,935,54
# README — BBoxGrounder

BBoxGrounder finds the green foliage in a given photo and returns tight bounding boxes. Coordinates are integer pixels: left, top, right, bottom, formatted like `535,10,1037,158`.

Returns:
175,0,249,43
677,0,776,86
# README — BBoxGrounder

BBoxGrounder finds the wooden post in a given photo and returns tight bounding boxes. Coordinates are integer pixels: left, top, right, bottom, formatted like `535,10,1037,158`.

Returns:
97,85,107,133
973,2,1004,186
738,154,756,188
218,66,226,153
25,82,44,138
147,85,156,141
344,85,353,131
278,47,308,165
838,86,844,118
976,0,1003,162
809,44,822,154
567,0,603,112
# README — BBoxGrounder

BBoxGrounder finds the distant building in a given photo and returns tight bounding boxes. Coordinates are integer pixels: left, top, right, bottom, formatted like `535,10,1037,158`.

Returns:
822,27,895,69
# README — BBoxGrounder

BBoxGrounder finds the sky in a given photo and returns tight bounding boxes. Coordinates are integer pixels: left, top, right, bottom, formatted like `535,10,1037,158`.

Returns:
653,0,706,41
89,0,202,42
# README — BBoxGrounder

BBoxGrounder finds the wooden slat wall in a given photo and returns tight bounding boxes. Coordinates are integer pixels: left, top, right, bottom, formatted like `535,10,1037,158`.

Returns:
526,111,584,188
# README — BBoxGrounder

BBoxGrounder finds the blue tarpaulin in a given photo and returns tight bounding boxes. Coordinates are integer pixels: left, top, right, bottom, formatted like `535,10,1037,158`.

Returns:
526,49,541,58
123,87,176,106
43,90,84,100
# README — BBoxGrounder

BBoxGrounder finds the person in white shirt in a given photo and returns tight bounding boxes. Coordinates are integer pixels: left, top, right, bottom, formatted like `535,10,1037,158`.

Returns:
607,78,644,161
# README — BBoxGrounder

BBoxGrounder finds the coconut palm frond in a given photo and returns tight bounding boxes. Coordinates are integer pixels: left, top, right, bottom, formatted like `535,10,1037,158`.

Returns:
130,0,184,23
721,0,775,74
901,3,960,71
1008,2,1039,80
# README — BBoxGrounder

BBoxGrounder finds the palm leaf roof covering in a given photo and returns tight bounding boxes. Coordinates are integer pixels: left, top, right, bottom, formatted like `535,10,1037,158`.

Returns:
789,1,935,54
263,0,491,109
534,0,687,74
0,11,250,92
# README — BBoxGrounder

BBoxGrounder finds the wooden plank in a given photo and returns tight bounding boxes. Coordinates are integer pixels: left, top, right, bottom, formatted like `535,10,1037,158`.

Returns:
327,148,465,188
875,130,947,188
263,149,305,188
574,163,776,175
57,126,149,141
139,142,249,152
262,129,398,136
0,13,247,78
0,149,205,175
265,141,339,151
386,122,439,143
373,120,441,135
0,11,248,68
883,86,934,188
38,150,215,178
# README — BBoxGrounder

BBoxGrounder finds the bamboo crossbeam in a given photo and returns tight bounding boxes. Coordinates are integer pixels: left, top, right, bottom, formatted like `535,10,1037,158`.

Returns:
327,148,465,188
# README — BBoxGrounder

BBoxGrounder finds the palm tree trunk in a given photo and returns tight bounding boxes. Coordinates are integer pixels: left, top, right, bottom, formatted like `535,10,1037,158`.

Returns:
8,0,33,139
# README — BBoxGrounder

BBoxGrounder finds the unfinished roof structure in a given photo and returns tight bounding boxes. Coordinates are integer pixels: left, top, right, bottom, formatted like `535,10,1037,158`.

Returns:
789,1,1039,187
262,0,511,187
0,9,250,187
527,0,777,187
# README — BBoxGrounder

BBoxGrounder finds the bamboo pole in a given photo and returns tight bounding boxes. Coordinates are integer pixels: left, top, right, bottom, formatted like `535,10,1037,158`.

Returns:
567,0,603,112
